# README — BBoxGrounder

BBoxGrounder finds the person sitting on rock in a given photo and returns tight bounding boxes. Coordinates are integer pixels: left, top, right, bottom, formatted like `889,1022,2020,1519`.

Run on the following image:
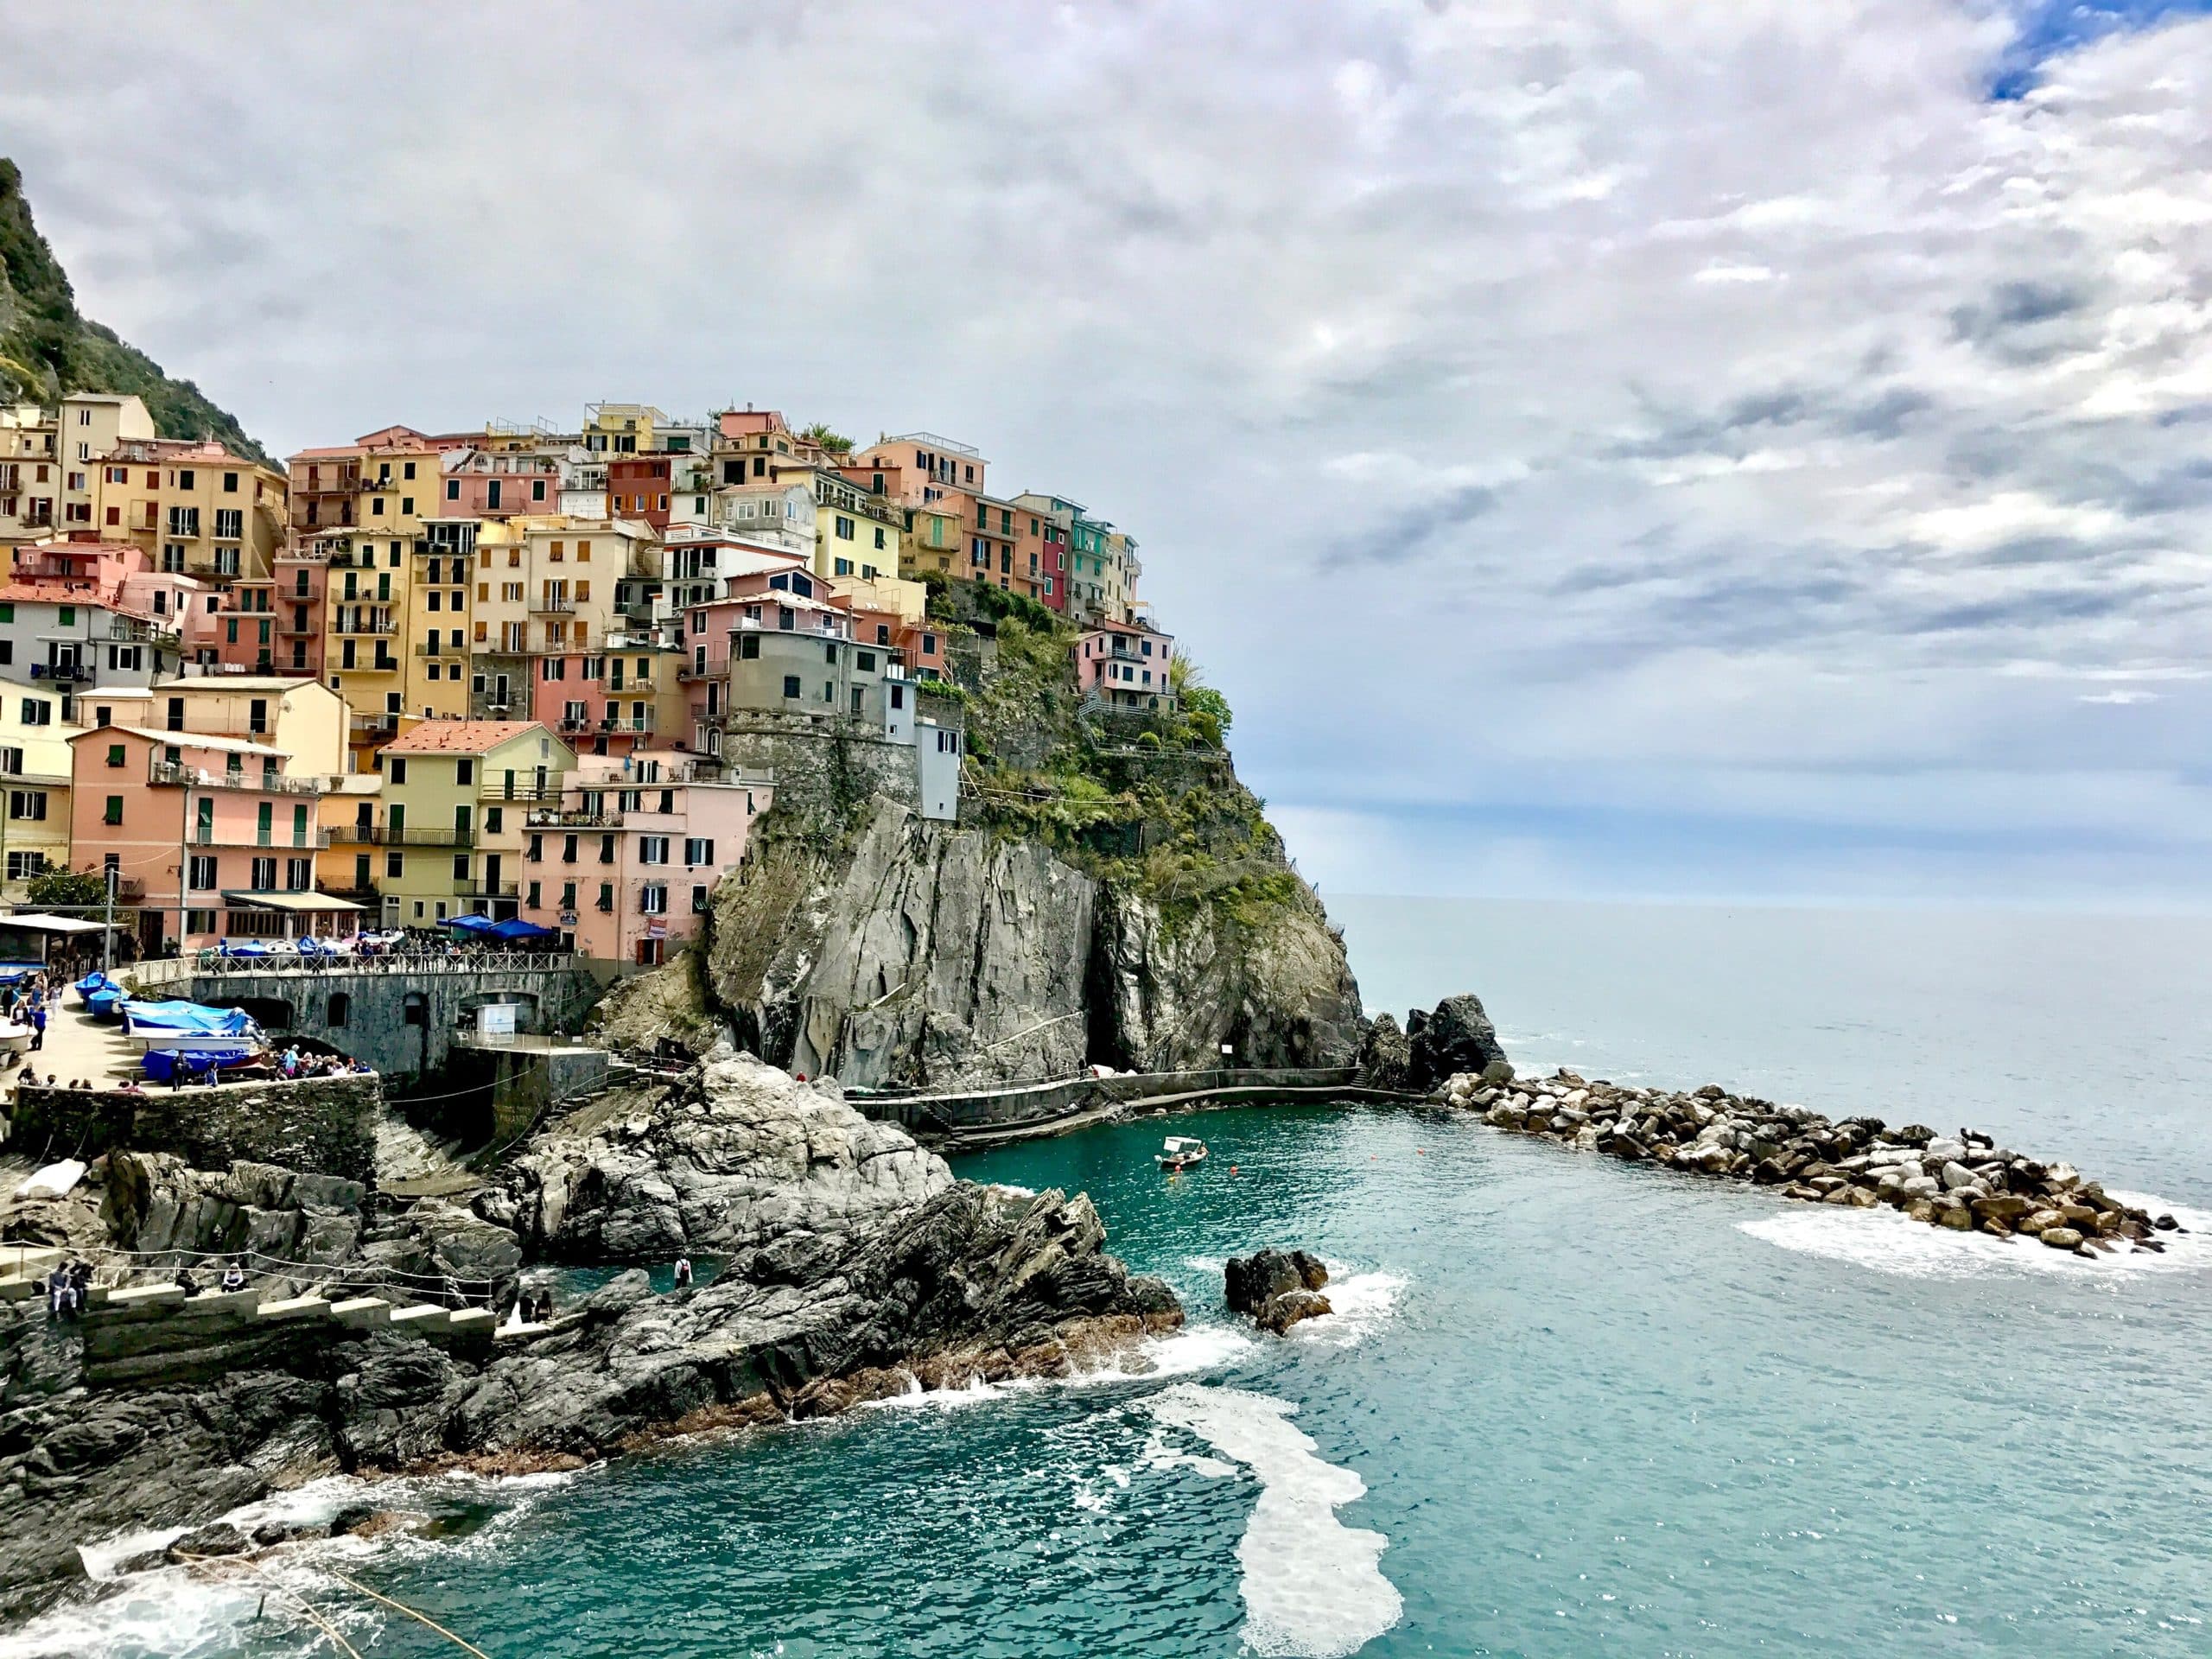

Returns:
174,1265,199,1296
220,1263,246,1294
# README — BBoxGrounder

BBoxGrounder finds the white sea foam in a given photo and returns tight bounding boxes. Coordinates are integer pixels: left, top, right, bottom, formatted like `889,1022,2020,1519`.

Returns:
1289,1269,1406,1348
1741,1195,2212,1281
1147,1382,1402,1659
7,1465,590,1658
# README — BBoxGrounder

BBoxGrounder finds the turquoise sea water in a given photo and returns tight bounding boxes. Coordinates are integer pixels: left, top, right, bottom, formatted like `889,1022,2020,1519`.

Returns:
11,899,2212,1658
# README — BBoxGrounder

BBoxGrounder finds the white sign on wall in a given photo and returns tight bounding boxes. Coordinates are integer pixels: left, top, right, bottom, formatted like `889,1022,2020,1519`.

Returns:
478,1003,518,1045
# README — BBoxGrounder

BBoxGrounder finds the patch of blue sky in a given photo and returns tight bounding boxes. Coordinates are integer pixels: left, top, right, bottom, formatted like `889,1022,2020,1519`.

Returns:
1989,1,2212,98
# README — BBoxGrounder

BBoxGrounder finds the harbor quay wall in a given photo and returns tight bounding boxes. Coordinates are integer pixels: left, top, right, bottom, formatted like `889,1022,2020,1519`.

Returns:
126,957,611,1081
869,1065,1376,1139
10,1074,380,1181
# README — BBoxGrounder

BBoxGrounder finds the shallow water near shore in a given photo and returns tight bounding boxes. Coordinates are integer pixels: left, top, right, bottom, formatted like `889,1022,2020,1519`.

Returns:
15,899,2212,1656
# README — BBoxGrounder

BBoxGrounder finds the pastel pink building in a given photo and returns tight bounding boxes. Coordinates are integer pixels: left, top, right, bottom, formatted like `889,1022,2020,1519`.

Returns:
67,724,334,954
516,750,771,964
433,452,561,519
1076,619,1176,710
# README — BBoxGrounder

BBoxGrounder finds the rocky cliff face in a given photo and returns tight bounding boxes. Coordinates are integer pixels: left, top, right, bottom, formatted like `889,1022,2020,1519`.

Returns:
602,798,1366,1086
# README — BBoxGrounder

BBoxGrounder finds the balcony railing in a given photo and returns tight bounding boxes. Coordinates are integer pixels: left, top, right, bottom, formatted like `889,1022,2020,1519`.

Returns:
526,808,623,829
413,641,464,657
400,825,478,849
350,713,401,739
331,616,397,636
150,761,327,796
462,880,519,899
315,880,379,903
480,782,563,804
531,598,576,614
600,716,656,734
109,618,181,645
29,664,91,685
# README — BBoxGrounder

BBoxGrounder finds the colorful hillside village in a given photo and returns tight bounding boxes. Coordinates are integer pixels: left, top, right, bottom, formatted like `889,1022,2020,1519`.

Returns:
0,395,1173,963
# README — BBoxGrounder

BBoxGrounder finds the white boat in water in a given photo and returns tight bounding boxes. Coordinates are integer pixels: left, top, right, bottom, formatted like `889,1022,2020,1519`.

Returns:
1158,1135,1208,1172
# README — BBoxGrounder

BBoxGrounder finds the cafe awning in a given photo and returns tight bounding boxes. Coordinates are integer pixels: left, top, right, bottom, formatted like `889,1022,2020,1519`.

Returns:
219,890,369,912
0,913,123,934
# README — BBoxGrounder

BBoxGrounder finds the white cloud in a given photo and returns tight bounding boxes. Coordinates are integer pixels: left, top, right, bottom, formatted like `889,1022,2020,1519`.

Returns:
5,1,2212,902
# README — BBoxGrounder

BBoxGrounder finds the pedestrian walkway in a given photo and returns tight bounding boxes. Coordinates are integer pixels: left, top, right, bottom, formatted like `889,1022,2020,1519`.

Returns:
24,995,138,1090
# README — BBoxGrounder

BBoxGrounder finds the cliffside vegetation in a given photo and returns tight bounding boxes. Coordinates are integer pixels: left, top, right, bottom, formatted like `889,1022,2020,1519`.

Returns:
918,580,1313,936
0,158,264,457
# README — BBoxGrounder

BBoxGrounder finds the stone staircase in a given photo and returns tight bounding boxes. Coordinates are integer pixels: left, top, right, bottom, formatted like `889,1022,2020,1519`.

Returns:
2,1252,556,1389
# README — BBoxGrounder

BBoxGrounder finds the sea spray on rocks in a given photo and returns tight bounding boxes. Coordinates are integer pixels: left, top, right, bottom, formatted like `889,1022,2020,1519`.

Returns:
1440,1068,2187,1256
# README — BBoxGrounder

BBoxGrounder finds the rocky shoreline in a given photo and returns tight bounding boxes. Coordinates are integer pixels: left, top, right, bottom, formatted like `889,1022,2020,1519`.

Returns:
0,1048,1179,1621
1442,1065,2188,1254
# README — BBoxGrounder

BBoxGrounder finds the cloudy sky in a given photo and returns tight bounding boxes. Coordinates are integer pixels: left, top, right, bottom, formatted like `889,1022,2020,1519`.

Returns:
7,0,2212,907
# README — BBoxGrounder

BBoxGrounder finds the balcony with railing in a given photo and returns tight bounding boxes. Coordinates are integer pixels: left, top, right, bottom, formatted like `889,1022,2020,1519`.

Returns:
331,613,397,636
413,640,464,657
599,715,656,734
315,877,379,904
188,826,334,849
530,597,576,614
28,662,92,685
480,781,563,804
461,879,520,900
109,618,181,646
349,713,401,740
525,807,623,829
149,761,328,796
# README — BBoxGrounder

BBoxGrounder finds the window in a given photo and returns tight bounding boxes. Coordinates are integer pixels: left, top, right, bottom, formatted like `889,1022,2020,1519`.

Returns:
387,850,404,878
857,651,876,672
103,796,122,826
596,881,613,912
782,675,800,698
105,743,125,767
287,858,311,891
684,837,714,866
641,884,668,915
740,634,760,660
640,836,669,865
6,851,48,881
188,855,216,889
835,515,855,540
250,856,276,890
390,759,408,785
447,480,461,501
7,790,46,821
327,992,351,1027
874,527,887,550
692,884,712,912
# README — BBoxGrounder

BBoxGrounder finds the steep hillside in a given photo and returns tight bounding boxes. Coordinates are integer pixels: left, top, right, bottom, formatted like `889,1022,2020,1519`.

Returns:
0,158,264,458
598,584,1366,1084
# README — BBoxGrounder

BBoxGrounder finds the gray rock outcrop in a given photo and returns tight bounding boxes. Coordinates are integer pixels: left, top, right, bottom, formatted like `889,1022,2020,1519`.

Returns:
494,1052,951,1262
1224,1248,1332,1334
1406,994,1508,1093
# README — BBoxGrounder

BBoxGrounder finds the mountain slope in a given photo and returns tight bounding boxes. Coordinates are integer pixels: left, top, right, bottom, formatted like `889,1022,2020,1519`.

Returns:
0,158,264,459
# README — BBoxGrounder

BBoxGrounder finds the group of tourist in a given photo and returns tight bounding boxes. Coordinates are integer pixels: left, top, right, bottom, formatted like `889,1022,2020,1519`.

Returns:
15,1063,98,1091
3,974,55,1050
276,1046,372,1080
38,1259,94,1319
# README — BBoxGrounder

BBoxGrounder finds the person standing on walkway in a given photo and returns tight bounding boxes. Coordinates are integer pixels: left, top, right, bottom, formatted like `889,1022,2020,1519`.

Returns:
29,1002,46,1052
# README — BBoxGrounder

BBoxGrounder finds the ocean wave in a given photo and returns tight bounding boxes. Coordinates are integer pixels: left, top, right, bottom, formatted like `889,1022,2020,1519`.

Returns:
1146,1382,1402,1659
1740,1194,2212,1281
10,1465,591,1659
1288,1268,1407,1348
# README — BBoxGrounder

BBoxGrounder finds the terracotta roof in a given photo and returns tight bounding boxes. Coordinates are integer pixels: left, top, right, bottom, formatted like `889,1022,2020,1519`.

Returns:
381,720,547,755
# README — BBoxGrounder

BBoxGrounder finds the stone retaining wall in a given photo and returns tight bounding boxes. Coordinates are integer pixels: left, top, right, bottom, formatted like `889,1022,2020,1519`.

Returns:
10,1075,381,1181
869,1065,1369,1136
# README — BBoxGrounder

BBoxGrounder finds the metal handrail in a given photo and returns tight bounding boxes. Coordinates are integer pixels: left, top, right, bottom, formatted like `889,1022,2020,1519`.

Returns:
172,949,571,977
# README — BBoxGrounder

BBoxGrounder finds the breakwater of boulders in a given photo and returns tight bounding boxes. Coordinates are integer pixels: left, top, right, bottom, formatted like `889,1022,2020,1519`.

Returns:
1440,1068,2188,1257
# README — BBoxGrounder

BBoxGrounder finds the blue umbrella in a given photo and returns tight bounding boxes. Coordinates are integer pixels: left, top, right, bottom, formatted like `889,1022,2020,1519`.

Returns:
488,917,556,940
441,913,499,933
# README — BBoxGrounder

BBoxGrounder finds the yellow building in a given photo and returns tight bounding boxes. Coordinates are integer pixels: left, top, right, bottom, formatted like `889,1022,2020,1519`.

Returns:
471,516,652,663
317,772,384,905
372,720,574,926
809,467,904,583
132,677,349,777
90,437,289,582
584,403,666,456
54,393,156,533
900,503,963,581
827,569,929,626
0,402,60,550
0,704,79,893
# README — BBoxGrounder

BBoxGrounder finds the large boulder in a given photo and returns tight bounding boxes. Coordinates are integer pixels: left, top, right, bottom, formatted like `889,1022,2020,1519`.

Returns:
1406,995,1507,1093
1354,1014,1412,1091
1224,1249,1332,1333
